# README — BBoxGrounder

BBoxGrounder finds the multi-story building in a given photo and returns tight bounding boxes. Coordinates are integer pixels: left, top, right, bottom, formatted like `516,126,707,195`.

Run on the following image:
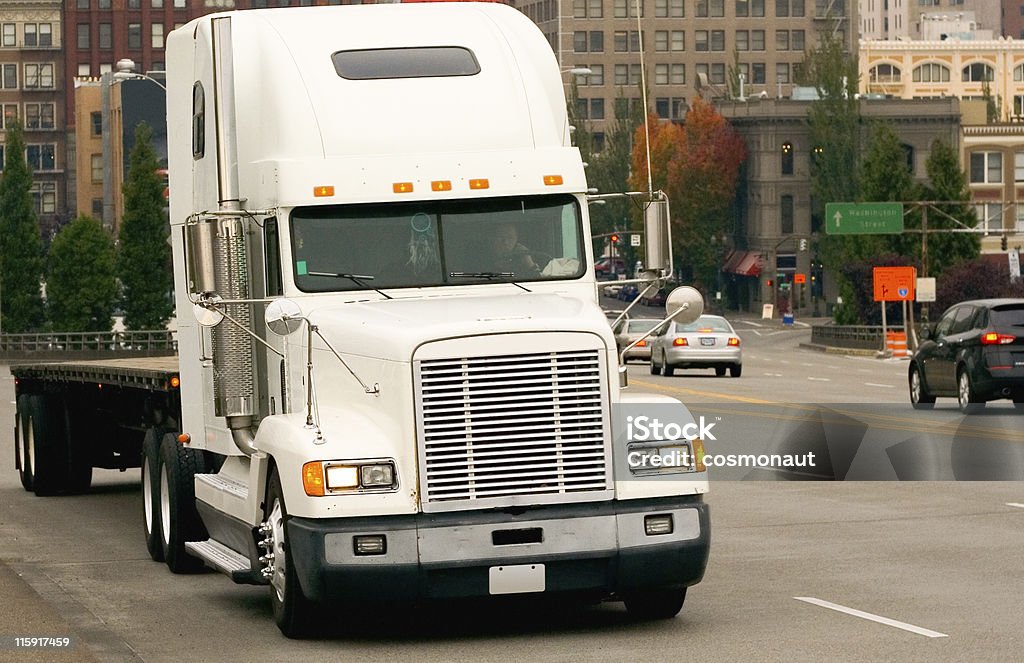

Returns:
860,0,999,41
718,97,961,313
1004,0,1024,40
0,0,66,239
517,0,856,146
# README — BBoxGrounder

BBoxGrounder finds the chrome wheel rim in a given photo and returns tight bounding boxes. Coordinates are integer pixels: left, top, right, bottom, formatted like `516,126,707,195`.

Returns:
268,499,287,603
27,418,36,476
958,372,970,409
160,465,171,546
910,370,921,402
143,461,154,535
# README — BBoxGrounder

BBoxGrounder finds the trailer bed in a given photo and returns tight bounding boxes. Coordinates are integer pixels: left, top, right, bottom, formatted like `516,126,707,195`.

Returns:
11,357,180,392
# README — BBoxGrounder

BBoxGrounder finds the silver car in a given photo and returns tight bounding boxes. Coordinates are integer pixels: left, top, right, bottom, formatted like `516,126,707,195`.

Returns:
613,318,663,362
649,315,742,377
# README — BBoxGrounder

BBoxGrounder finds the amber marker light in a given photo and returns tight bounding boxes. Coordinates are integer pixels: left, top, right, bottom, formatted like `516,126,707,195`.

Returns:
302,462,326,497
169,376,181,388
469,178,490,190
177,433,191,445
313,185,335,197
431,180,452,192
543,175,564,186
393,182,414,194
691,439,707,472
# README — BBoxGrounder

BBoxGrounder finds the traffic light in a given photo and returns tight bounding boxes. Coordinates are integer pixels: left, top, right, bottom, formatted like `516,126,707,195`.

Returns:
610,233,620,245
1002,234,1009,251
766,278,774,287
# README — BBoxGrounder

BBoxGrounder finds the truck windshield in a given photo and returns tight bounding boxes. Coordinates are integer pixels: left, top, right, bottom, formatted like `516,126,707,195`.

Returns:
291,195,585,292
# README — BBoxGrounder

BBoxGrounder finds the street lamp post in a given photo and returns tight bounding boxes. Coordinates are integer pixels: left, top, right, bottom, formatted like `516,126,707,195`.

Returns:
113,58,167,90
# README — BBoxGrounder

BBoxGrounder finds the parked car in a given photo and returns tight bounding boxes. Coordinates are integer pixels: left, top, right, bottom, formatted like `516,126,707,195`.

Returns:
595,256,627,277
602,283,624,298
618,284,639,302
613,318,664,362
649,314,742,377
640,287,668,307
909,298,1024,413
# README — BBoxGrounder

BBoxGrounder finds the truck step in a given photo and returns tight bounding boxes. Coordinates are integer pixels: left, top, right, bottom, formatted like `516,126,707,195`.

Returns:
195,473,248,500
185,539,265,585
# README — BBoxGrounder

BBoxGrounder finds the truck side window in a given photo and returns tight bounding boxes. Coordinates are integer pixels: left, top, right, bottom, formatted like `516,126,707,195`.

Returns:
192,82,205,159
264,217,283,297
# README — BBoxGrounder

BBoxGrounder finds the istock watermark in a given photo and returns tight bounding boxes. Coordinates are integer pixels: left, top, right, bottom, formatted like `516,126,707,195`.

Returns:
626,415,717,442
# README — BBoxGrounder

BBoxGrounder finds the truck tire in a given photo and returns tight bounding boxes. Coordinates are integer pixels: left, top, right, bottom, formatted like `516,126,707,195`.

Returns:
622,587,686,620
29,394,71,496
142,429,165,562
158,433,208,573
16,395,34,492
265,469,318,638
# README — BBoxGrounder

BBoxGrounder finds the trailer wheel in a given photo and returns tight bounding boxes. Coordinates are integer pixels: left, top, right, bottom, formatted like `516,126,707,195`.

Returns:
29,394,71,496
158,434,207,573
265,469,318,638
16,395,34,492
142,429,165,562
622,587,687,620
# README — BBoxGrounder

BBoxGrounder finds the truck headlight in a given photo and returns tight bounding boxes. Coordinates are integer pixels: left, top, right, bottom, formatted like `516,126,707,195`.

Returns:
303,460,398,496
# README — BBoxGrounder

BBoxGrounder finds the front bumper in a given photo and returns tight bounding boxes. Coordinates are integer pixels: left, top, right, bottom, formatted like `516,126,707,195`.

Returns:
287,495,710,602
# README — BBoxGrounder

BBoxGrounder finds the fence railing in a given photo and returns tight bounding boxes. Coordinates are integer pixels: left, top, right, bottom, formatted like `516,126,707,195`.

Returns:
810,325,892,351
0,330,177,359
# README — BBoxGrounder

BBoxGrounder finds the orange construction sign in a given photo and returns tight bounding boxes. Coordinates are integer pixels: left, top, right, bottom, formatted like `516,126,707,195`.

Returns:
873,266,916,302
794,273,807,284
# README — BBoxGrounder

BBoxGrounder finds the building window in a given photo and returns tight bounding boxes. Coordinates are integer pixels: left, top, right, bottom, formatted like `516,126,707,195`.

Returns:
100,23,113,49
152,0,164,7
615,64,628,85
152,24,165,49
671,63,685,85
27,144,57,171
655,31,668,52
91,111,103,136
969,151,1001,184
776,0,789,16
751,62,766,84
92,154,104,183
574,32,588,53
751,30,765,51
99,0,112,8
710,30,725,51
1015,64,1024,82
590,98,605,120
2,23,15,47
695,31,708,52
736,30,749,51
751,0,765,17
776,63,790,84
78,63,91,76
92,198,104,218
175,0,187,7
78,0,90,8
1,103,18,128
128,0,141,8
781,142,794,175
77,24,90,49
1,63,17,89
776,30,790,50
586,64,604,86
24,64,55,89
24,103,55,130
31,183,57,215
913,63,950,83
128,23,142,49
670,31,684,51
655,0,684,17
870,64,901,83
792,30,805,50
655,64,669,85
696,0,709,16
710,0,725,15
962,62,994,83
1015,95,1024,118
613,0,643,18
781,195,794,234
974,203,1001,232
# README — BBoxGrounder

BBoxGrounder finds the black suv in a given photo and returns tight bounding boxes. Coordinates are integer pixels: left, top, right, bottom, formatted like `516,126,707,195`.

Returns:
909,299,1024,413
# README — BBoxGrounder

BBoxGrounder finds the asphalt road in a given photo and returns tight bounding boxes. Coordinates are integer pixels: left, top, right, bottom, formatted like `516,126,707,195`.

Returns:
2,327,1023,662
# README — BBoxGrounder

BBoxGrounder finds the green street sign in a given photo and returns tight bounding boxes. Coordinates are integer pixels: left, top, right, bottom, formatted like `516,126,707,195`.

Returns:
825,202,904,235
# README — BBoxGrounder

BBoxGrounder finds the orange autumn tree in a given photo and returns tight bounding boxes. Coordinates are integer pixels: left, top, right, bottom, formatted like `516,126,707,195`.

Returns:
630,96,747,291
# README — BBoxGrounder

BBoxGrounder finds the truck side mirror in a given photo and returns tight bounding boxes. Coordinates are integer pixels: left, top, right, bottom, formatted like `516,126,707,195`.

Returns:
665,286,704,325
265,299,305,336
643,196,672,276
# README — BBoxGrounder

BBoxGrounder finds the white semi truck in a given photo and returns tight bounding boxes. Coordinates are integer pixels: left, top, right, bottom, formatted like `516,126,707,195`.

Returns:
12,2,709,637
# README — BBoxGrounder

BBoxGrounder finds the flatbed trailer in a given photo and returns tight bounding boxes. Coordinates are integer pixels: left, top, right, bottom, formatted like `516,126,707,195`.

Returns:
12,357,182,495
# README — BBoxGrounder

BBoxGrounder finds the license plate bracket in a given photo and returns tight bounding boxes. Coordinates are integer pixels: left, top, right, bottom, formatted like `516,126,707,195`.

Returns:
488,563,545,595
700,337,715,346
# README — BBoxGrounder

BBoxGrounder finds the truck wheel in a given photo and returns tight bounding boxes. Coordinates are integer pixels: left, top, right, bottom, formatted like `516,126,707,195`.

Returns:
16,395,34,492
265,469,318,638
623,587,686,619
29,394,70,496
142,429,165,562
158,434,207,573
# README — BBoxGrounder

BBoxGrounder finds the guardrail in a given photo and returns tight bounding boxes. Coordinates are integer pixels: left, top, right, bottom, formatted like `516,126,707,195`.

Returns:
810,325,892,351
0,330,177,361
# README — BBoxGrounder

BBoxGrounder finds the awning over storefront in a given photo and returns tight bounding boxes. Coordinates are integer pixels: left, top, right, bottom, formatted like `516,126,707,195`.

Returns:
722,250,763,277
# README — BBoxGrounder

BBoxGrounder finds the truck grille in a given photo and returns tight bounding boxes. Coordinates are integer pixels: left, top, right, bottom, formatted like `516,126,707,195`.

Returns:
415,349,611,511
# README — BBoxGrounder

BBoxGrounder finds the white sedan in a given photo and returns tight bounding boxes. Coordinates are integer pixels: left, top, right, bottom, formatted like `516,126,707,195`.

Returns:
649,315,742,377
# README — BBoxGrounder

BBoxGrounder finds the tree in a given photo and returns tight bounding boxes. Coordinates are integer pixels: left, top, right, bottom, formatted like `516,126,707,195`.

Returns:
858,122,918,262
918,139,979,278
47,215,118,332
800,31,861,274
0,119,46,333
630,96,747,290
119,122,173,329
